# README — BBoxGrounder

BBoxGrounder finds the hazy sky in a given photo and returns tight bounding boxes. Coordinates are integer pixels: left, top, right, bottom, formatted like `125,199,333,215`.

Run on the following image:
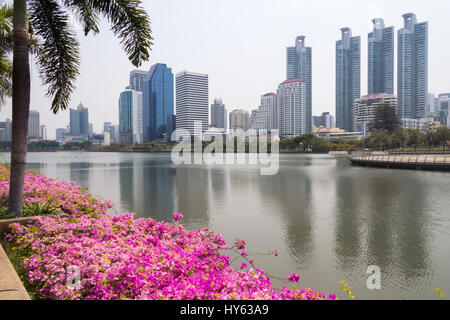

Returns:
1,0,450,139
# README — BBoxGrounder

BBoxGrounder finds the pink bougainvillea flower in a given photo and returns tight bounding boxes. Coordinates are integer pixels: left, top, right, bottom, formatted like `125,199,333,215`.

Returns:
288,273,300,283
172,212,184,222
2,165,336,301
235,238,246,250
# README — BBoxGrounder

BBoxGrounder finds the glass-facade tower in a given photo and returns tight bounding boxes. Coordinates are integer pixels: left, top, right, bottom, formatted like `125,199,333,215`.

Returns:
368,18,394,95
142,63,174,141
211,98,227,130
286,36,312,133
119,89,143,144
336,28,360,131
398,13,428,119
129,70,147,92
69,103,89,135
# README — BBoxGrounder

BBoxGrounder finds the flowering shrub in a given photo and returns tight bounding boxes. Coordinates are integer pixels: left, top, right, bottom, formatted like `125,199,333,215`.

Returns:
0,165,114,217
8,213,335,300
3,164,336,300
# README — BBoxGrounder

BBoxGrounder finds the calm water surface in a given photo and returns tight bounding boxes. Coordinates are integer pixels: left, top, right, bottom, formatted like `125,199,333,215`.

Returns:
14,152,450,299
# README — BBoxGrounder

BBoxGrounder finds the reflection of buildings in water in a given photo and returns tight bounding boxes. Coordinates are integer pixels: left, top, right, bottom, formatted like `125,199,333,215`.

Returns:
69,162,90,188
140,157,175,221
257,168,315,268
333,173,430,282
208,167,229,205
394,179,430,281
118,156,175,220
333,177,364,273
118,161,135,214
173,166,210,227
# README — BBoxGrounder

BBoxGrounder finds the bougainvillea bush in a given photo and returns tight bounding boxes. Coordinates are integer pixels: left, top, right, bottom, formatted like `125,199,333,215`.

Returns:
0,165,114,218
3,164,336,300
8,213,336,300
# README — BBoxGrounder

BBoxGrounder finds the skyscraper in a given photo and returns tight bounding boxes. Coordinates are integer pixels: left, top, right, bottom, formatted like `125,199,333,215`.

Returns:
119,89,143,144
249,107,268,131
398,13,428,119
368,18,394,95
0,119,12,142
230,110,249,131
313,112,335,130
210,98,227,130
40,125,47,140
336,28,361,131
286,36,312,133
129,70,148,92
56,128,65,142
261,93,278,130
70,103,89,135
28,110,40,139
277,79,306,138
175,71,209,135
103,122,112,133
438,93,450,127
142,63,174,141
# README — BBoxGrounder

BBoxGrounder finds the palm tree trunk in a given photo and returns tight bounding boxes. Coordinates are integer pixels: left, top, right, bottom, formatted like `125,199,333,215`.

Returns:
8,0,29,216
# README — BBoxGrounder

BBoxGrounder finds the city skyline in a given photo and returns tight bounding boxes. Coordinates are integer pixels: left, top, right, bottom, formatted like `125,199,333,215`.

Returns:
1,0,449,139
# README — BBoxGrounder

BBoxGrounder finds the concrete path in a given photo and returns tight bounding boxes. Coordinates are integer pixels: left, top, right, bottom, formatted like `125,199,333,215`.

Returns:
0,243,30,300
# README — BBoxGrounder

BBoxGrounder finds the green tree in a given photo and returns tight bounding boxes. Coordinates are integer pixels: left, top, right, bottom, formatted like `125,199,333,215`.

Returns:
366,129,391,150
0,2,13,106
406,129,423,150
8,0,153,216
433,127,450,150
371,104,401,133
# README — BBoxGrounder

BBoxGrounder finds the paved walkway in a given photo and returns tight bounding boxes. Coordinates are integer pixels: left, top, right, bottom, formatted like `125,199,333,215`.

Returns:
0,243,30,300
0,217,32,300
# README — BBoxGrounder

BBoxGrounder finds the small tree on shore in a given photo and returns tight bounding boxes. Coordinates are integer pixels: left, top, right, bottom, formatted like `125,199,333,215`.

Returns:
371,104,401,134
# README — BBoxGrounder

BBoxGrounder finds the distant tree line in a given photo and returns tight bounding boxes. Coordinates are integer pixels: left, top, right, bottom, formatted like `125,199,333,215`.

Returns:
364,104,450,151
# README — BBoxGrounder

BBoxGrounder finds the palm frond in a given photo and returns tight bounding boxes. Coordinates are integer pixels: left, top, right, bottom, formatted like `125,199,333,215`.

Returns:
28,0,80,113
70,0,153,67
0,2,12,106
64,0,100,36
0,53,12,105
0,2,13,54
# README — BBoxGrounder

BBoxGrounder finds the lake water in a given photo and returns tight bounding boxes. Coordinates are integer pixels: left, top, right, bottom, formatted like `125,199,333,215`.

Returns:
9,152,450,300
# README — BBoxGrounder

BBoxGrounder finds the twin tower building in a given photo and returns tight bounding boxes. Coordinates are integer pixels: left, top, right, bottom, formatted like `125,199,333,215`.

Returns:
284,12,428,135
336,13,428,132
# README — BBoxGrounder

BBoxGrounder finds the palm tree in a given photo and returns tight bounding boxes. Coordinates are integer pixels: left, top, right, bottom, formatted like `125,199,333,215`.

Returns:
9,0,153,215
0,2,13,106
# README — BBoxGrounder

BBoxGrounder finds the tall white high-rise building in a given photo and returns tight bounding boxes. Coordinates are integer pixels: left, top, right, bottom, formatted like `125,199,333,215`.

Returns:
28,110,40,139
176,71,209,135
249,107,268,131
230,109,250,131
261,93,278,130
277,79,306,138
286,36,312,133
40,125,47,140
